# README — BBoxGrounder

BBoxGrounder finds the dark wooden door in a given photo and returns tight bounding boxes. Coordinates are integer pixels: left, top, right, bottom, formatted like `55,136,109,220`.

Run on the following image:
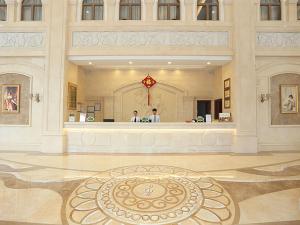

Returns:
214,99,223,120
197,100,211,120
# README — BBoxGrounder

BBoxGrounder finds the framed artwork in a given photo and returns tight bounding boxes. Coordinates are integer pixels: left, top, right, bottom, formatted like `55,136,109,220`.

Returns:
224,99,231,109
224,78,231,109
2,84,20,113
224,78,231,89
68,83,77,110
87,106,95,113
86,112,95,122
280,85,298,114
224,89,231,98
95,103,101,111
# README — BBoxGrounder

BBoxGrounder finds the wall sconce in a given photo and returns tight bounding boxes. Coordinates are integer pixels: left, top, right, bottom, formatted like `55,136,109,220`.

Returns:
30,93,41,103
260,93,271,103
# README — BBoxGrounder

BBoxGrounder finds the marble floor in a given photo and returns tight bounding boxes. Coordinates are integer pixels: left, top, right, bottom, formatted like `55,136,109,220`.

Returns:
0,152,300,225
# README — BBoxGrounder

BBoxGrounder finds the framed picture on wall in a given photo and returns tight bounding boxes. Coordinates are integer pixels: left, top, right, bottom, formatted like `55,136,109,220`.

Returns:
68,83,77,110
2,84,20,113
224,78,231,109
224,89,231,98
87,106,95,113
224,78,231,89
224,99,231,109
95,103,101,111
280,85,298,114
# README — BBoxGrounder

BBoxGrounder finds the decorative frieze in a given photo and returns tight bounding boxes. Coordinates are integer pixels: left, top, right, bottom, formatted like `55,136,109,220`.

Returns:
257,32,300,48
0,32,45,48
72,31,229,48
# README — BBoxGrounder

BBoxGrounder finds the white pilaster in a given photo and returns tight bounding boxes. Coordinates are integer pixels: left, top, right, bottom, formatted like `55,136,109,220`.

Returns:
42,0,68,153
232,0,258,153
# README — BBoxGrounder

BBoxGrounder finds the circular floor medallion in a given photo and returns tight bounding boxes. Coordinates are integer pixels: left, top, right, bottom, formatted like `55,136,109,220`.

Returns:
66,166,236,225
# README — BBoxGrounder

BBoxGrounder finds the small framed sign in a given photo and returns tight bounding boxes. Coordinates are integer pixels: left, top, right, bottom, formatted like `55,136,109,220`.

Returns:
68,83,77,110
95,103,101,111
87,106,95,113
224,78,231,109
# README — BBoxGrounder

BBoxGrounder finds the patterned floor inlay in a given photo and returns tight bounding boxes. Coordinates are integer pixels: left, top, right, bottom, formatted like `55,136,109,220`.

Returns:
67,166,236,225
0,152,300,225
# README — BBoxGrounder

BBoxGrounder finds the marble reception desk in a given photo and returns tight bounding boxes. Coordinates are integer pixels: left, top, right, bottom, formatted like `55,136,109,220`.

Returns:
64,122,236,153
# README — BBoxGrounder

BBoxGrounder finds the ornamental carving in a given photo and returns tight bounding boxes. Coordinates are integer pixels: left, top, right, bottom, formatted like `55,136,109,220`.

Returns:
72,31,229,48
257,32,300,48
0,32,45,48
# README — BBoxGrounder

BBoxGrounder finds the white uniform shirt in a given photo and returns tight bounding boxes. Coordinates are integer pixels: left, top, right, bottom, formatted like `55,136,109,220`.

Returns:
149,115,160,123
131,116,141,122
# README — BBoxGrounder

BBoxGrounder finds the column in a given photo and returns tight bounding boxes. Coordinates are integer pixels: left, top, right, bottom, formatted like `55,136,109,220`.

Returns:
68,0,77,23
16,0,21,21
144,0,154,21
107,0,117,22
5,0,16,23
42,0,68,153
288,0,298,22
184,0,194,21
281,0,288,22
232,0,258,153
222,0,233,22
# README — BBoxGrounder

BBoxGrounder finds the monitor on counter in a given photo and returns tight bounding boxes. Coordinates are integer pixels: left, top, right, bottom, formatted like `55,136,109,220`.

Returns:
103,119,115,122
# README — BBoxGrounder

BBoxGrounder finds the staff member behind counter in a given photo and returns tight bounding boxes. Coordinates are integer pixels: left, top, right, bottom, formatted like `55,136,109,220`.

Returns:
149,108,160,123
131,110,141,122
130,109,160,123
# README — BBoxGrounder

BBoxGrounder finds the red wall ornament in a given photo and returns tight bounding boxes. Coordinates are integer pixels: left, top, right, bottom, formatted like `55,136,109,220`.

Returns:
142,75,157,106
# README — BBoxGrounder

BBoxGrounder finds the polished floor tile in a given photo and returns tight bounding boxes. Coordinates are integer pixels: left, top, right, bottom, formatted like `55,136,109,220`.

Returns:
0,152,300,225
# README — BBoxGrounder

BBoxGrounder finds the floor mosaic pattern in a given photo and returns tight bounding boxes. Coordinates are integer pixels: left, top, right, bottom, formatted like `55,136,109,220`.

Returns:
0,152,300,225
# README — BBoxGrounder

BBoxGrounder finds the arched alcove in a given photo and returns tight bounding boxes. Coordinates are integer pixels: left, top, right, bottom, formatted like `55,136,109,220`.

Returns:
114,82,185,122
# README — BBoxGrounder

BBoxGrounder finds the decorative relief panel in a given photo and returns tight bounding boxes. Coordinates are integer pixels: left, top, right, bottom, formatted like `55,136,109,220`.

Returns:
72,31,229,48
0,32,45,48
257,32,300,48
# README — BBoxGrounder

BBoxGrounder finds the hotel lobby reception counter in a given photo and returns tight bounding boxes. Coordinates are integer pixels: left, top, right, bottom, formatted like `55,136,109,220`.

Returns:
64,122,236,153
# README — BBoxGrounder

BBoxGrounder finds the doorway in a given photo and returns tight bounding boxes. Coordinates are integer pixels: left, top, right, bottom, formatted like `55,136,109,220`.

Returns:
214,99,223,120
197,100,211,120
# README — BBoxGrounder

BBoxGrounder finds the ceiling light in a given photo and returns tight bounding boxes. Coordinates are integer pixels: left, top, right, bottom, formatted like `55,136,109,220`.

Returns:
207,62,211,65
168,62,172,65
88,62,92,65
129,61,133,65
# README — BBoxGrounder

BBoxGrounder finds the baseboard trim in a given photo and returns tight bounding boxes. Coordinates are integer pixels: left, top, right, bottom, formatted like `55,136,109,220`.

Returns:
259,143,300,152
0,143,41,152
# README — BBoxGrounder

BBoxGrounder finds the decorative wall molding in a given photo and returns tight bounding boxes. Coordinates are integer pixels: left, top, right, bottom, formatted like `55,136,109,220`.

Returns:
257,32,300,48
0,32,45,48
72,31,229,48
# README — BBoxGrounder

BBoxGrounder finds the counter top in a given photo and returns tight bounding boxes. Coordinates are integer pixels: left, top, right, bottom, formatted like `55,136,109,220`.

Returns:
64,122,236,130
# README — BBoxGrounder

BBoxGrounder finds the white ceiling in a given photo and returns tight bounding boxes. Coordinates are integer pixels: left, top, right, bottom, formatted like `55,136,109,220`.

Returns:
68,55,232,70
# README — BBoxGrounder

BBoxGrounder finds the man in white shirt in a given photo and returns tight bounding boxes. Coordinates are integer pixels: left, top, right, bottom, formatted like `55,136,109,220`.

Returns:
149,108,160,123
131,110,141,122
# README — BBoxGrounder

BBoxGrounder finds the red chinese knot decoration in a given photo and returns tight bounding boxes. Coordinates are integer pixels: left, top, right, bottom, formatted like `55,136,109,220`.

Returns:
142,75,157,106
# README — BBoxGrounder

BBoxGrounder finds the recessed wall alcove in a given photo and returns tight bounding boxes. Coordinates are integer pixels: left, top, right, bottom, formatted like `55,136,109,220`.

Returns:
113,82,185,122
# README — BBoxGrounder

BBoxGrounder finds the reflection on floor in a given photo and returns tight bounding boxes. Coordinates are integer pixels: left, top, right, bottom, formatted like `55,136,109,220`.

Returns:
0,152,300,225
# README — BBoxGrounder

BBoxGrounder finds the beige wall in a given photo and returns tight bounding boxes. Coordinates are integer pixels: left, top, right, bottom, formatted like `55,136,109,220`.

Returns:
64,62,86,121
82,68,223,122
0,0,300,153
256,57,300,151
0,57,45,151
